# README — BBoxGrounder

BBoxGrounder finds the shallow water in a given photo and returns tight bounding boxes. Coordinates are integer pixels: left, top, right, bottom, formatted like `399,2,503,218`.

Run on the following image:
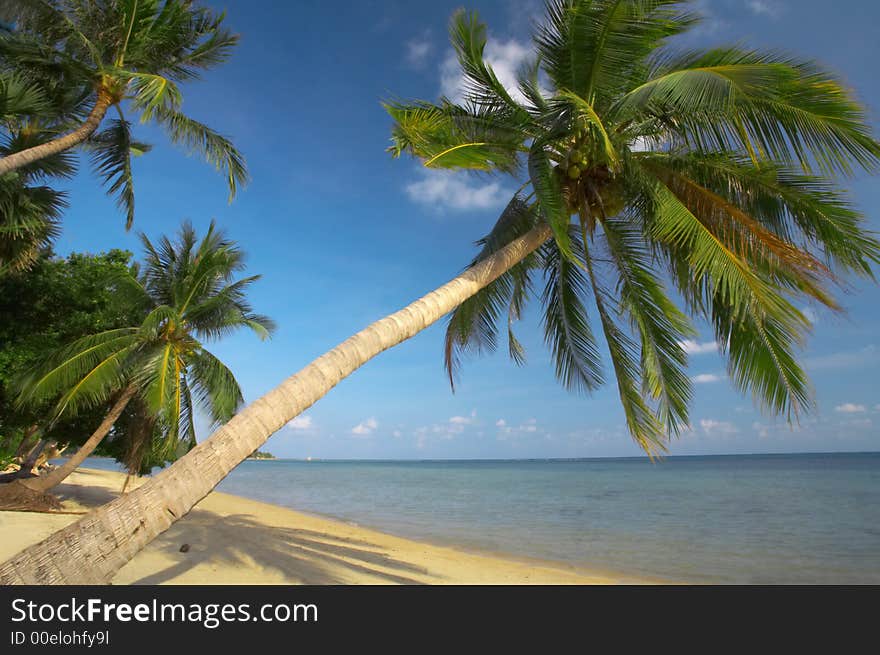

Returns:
79,452,880,583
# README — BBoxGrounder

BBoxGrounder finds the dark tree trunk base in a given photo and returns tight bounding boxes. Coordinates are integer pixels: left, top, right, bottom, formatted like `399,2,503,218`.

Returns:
0,479,63,511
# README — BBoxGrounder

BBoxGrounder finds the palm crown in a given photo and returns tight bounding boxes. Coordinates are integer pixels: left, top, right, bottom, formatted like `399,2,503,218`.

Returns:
15,220,274,458
0,0,247,228
387,1,880,454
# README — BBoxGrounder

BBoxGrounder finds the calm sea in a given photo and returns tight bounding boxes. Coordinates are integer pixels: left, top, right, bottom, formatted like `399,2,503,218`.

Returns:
79,452,880,584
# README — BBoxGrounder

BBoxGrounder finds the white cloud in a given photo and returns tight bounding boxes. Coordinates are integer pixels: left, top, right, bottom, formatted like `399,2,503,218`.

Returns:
449,415,473,425
440,38,532,104
752,422,771,439
286,415,314,431
835,403,867,414
392,430,402,438
844,418,873,429
699,419,739,437
745,0,781,17
406,34,432,68
692,373,722,384
351,417,378,436
496,417,542,440
679,340,719,355
404,169,510,211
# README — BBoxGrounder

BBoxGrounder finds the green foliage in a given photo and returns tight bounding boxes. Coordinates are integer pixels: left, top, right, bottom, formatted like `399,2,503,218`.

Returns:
0,125,74,272
0,248,142,453
15,220,274,475
387,0,880,453
0,0,247,234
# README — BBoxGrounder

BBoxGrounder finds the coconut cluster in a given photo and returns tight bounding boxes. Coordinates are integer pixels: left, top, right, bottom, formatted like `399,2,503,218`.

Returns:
556,136,625,218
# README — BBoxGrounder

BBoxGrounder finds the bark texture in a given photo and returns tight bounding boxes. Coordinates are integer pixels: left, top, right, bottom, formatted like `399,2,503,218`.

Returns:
0,89,113,176
0,224,552,584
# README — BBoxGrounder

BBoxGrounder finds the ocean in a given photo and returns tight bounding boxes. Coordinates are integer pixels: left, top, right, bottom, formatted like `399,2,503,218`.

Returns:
79,452,880,584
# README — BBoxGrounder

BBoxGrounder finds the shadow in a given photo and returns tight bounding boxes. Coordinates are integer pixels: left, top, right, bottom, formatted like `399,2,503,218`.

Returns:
53,481,118,507
129,509,438,585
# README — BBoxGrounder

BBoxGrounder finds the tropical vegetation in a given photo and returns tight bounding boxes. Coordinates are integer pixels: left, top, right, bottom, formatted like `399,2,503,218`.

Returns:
0,0,247,263
2,0,878,583
1,220,273,500
0,248,143,469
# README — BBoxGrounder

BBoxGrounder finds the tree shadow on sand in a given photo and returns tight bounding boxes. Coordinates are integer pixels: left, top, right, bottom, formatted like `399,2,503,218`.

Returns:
125,510,440,585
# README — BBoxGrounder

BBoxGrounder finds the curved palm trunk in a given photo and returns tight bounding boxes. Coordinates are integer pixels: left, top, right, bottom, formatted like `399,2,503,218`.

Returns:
0,224,552,584
0,89,113,176
17,439,48,477
14,425,40,459
22,385,137,493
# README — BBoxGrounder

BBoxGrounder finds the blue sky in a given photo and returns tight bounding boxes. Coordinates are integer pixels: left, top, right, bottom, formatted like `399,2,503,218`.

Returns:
54,0,880,459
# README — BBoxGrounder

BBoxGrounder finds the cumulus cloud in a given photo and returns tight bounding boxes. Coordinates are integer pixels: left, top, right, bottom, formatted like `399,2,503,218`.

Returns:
440,38,532,104
496,417,541,439
405,33,432,68
286,415,314,431
752,422,771,439
835,403,867,414
745,0,781,17
699,419,739,437
692,373,722,384
351,417,379,436
679,340,719,355
404,169,510,212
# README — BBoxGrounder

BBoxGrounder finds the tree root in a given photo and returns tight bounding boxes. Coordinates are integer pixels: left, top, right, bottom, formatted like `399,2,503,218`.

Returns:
0,479,63,512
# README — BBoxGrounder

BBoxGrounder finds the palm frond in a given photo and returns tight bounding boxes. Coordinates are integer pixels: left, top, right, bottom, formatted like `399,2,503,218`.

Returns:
582,238,667,454
540,228,604,393
448,9,528,116
14,327,139,419
384,100,525,173
529,141,573,255
646,179,813,416
613,48,880,175
444,195,538,388
154,108,248,201
599,211,693,434
87,117,152,229
187,347,244,425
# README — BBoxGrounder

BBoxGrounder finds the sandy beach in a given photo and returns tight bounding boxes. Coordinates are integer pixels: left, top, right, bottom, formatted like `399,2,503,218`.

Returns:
0,468,652,585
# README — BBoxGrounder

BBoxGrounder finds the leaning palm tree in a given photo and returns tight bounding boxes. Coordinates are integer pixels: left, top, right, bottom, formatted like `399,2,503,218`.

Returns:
3,0,879,583
0,0,247,229
9,219,274,494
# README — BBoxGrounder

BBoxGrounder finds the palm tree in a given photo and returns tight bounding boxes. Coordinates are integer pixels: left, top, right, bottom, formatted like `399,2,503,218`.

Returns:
0,71,73,273
0,0,247,229
3,0,879,583
9,220,274,494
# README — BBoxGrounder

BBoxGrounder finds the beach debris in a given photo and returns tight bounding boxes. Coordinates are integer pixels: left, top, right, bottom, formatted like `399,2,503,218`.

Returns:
179,543,190,553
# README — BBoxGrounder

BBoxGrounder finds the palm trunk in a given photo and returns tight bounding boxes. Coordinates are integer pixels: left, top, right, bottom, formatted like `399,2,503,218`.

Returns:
0,89,113,176
0,224,552,584
14,425,40,459
22,385,137,493
16,439,48,477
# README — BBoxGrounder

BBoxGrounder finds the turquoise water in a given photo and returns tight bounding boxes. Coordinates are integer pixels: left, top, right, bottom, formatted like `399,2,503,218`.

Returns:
79,453,880,584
